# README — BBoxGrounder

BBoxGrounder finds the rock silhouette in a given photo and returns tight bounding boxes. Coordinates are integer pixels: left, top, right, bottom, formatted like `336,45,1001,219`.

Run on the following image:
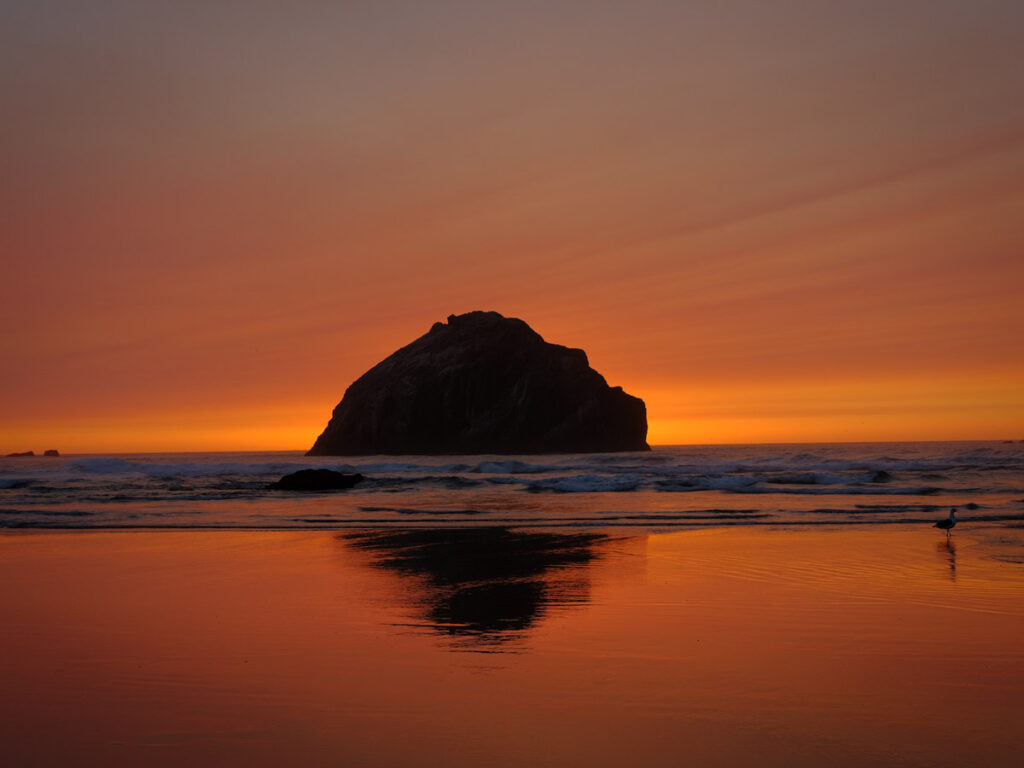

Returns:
308,311,649,455
268,469,364,491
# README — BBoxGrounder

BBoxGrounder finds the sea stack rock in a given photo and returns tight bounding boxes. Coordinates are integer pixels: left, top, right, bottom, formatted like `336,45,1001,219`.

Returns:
308,311,649,456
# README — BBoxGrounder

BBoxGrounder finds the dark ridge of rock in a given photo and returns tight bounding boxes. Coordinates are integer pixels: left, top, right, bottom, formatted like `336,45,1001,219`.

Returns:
43,450,60,457
308,311,649,456
268,469,364,491
870,470,893,483
6,451,35,457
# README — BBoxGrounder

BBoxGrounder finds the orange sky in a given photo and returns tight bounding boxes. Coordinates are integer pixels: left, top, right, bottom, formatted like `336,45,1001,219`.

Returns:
2,1,1023,452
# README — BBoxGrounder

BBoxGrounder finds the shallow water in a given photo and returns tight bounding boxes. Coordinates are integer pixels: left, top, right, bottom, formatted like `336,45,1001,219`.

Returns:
2,526,1024,767
2,441,1023,530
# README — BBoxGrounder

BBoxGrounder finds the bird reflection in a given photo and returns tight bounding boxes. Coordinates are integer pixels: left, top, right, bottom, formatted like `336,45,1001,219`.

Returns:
937,538,957,582
339,528,610,649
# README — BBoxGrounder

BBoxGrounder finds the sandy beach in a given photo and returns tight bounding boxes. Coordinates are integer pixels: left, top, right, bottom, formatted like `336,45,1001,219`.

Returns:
4,525,1024,767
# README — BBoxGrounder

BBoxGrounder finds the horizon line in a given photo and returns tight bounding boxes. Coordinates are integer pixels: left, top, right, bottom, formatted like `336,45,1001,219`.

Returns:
7,437,1022,457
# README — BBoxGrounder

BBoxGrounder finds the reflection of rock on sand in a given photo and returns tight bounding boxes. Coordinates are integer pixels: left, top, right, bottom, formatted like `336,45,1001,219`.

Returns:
340,529,614,647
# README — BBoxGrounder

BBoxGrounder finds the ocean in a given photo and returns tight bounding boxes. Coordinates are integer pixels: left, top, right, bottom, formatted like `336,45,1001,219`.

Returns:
3,441,1022,530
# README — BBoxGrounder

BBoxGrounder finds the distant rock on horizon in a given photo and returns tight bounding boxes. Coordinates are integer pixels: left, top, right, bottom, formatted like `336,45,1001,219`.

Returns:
307,311,649,456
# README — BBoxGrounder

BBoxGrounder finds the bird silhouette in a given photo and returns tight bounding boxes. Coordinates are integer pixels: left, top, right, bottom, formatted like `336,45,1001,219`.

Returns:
934,507,957,538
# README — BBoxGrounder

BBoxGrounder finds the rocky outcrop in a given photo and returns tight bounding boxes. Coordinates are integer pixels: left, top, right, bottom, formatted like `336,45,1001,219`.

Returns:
308,311,649,456
268,469,364,491
6,451,34,457
43,449,60,457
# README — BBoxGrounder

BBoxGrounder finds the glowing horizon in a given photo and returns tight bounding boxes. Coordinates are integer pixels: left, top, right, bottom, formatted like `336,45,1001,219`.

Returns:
5,357,1022,453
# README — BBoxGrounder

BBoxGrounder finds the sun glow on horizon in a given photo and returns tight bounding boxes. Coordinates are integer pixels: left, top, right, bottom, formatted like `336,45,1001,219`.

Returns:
5,368,1022,454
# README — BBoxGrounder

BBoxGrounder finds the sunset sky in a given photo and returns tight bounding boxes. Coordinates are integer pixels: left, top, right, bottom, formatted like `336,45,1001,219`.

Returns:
3,1,1023,452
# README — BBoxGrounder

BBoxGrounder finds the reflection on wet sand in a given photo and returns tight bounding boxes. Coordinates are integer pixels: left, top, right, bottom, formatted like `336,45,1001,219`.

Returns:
340,528,612,648
937,538,957,581
3,529,1024,767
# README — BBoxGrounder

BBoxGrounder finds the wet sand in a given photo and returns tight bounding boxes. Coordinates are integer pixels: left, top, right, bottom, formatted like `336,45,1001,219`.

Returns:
3,526,1024,767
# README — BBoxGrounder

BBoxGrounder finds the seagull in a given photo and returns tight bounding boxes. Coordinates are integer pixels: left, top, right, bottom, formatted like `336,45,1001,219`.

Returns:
934,508,957,538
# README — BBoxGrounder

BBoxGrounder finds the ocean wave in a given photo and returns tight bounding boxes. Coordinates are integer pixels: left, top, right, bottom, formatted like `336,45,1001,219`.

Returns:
652,476,948,495
471,459,563,474
525,474,642,493
654,476,760,492
363,475,485,490
357,506,489,515
339,461,472,474
68,457,301,478
59,457,489,480
0,507,95,518
763,472,840,485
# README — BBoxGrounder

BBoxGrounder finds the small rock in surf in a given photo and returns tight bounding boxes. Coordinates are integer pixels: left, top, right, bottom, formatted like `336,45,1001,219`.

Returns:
268,469,365,491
